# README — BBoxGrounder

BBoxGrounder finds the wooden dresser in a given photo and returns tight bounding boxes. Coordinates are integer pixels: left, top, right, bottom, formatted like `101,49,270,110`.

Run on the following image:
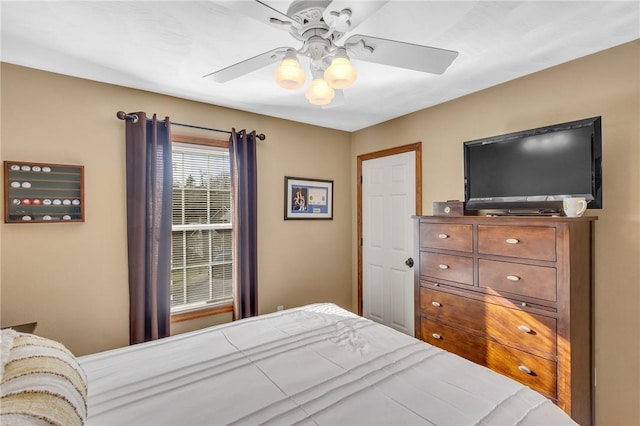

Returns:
413,215,595,425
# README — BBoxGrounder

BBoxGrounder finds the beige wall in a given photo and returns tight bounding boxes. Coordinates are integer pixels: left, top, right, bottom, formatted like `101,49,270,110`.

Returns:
352,40,640,426
0,63,353,355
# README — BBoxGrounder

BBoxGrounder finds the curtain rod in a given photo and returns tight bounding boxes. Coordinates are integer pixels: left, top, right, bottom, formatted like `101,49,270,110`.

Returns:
116,111,266,141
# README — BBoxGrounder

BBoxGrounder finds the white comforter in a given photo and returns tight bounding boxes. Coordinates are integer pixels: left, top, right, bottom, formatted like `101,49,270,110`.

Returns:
79,303,576,425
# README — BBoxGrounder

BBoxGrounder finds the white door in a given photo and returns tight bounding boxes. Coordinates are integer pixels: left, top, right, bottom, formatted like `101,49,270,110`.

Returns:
362,151,416,336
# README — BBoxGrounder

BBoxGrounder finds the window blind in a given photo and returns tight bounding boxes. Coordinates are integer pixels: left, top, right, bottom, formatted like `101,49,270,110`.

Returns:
171,143,232,313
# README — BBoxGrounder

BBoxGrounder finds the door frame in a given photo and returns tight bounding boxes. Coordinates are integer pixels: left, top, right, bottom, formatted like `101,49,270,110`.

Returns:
357,142,422,316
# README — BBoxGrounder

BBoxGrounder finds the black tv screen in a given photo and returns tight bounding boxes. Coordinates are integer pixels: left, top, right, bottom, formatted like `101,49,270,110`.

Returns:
464,117,602,211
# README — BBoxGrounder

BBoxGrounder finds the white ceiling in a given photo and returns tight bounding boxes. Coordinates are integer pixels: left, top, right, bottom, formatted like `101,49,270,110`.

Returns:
1,1,638,132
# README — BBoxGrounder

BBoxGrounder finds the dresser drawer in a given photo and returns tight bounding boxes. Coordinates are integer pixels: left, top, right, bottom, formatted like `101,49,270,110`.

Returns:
420,223,473,252
479,259,557,302
420,252,473,285
478,225,556,261
421,318,557,399
420,288,557,356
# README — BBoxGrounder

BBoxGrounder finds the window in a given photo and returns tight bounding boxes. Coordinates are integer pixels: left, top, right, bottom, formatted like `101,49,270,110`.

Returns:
170,138,232,316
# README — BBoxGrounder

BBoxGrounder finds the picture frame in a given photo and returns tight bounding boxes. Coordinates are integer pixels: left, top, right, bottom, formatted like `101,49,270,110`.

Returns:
284,176,333,220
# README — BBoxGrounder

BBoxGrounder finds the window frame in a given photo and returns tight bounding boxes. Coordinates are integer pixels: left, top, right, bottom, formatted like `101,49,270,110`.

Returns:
170,134,233,323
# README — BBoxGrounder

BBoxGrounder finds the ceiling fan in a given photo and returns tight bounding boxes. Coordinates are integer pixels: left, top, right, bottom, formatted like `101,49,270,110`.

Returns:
205,0,459,106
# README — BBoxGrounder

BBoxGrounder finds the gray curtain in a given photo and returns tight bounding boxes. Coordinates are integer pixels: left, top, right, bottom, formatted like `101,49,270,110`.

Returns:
125,112,173,344
229,129,258,319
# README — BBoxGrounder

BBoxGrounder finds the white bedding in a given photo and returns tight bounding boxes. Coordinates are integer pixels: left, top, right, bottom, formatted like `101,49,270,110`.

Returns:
79,303,576,425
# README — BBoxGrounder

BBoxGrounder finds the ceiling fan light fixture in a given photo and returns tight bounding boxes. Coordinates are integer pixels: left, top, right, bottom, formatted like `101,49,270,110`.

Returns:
305,77,335,106
324,49,357,89
274,51,305,90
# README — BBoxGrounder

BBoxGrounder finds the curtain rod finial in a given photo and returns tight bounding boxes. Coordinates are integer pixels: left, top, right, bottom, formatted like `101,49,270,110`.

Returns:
257,133,266,141
117,111,139,123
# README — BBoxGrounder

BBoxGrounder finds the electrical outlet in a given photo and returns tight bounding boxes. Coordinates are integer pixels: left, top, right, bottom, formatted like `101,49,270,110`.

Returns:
276,305,284,312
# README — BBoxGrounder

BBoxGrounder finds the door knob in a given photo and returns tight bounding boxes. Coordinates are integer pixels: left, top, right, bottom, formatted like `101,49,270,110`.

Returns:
405,257,414,268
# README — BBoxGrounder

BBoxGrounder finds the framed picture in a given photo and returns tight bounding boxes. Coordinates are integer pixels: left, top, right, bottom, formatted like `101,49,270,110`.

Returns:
284,176,333,220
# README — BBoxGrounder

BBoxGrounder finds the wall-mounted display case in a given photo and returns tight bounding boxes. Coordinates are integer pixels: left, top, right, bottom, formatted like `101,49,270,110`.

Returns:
4,161,84,223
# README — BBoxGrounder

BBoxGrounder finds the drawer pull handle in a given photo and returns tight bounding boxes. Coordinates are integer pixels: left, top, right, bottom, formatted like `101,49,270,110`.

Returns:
432,333,442,340
434,283,440,287
506,238,520,244
438,264,449,270
438,234,449,239
431,301,442,307
518,325,532,334
518,365,533,375
506,275,521,282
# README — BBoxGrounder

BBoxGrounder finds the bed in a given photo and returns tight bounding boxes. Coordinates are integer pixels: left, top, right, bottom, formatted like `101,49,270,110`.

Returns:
2,303,577,425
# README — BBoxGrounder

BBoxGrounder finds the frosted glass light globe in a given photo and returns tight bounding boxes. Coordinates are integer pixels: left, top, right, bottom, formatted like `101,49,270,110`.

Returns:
324,56,357,89
305,78,335,106
274,58,305,90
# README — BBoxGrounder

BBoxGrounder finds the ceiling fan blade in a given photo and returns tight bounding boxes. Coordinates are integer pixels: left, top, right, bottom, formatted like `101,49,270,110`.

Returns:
323,1,389,33
204,47,291,82
220,1,292,26
345,34,459,75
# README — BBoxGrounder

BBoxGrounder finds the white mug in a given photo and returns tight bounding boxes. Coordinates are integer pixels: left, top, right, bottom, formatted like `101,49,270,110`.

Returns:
563,197,587,217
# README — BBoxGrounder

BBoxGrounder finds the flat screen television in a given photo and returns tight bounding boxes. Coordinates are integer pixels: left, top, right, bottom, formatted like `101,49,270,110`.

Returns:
464,116,602,212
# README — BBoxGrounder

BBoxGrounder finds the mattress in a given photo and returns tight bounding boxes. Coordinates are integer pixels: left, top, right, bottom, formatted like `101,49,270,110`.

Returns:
79,303,577,425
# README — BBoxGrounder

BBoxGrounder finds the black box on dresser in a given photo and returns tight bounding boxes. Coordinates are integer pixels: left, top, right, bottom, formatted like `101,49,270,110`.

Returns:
433,200,476,217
